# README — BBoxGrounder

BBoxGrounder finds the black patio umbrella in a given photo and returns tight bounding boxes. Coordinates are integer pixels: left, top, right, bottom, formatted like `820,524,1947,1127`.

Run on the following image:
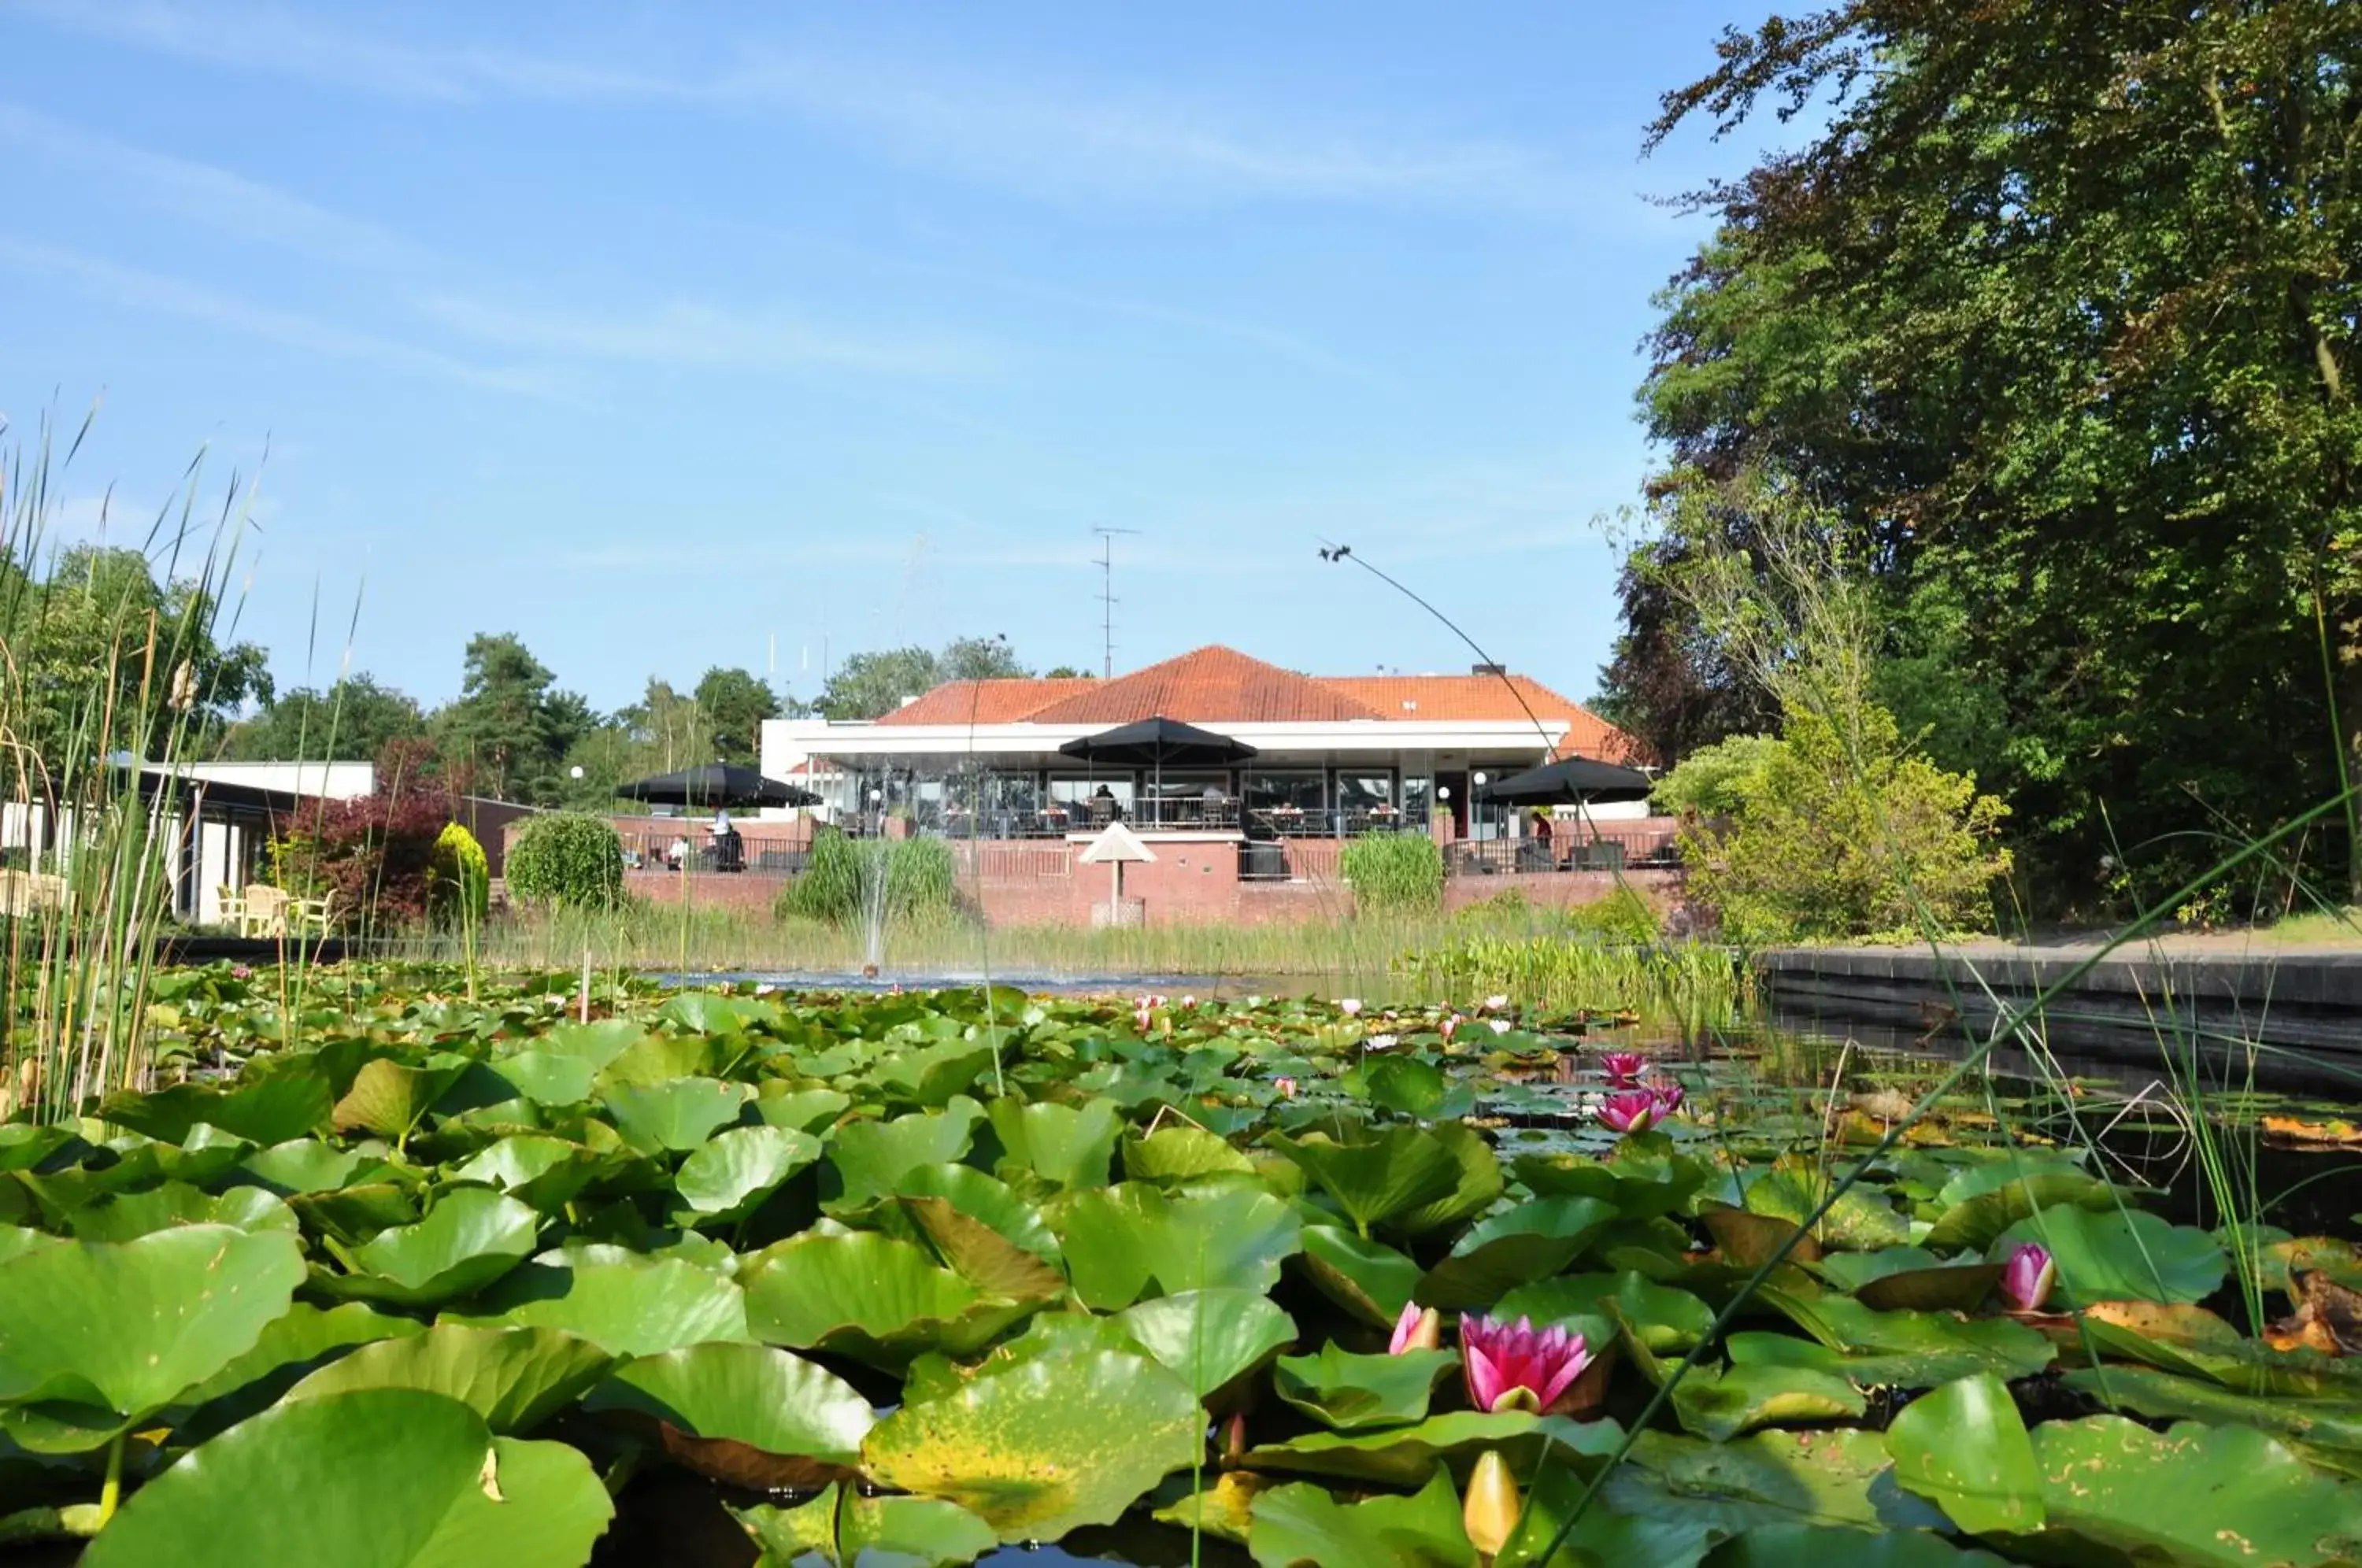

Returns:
615,763,819,809
1056,716,1260,769
1479,755,1653,807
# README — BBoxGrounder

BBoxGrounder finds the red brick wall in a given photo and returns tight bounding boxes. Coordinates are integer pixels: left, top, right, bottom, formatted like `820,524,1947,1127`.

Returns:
1443,867,1683,912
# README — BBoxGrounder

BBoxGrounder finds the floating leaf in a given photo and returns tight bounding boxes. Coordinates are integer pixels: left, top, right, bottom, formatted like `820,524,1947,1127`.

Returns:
672,1125,819,1225
2026,1417,2362,1566
1884,1373,2045,1534
1295,1224,1423,1328
1114,1289,1295,1400
1125,1125,1257,1183
1601,1429,1946,1534
601,1077,753,1154
1416,1196,1619,1310
458,1256,748,1356
0,1225,305,1452
66,1182,297,1242
735,1482,998,1568
2062,1365,2362,1453
1248,1468,1475,1568
1697,1524,2015,1566
1267,1126,1464,1235
1498,1270,1716,1354
987,1096,1122,1190
287,1324,611,1433
1923,1163,2116,1252
314,1188,540,1307
863,1347,1201,1541
741,1230,1029,1369
1993,1204,2227,1307
98,1074,331,1147
447,1135,619,1214
1274,1343,1461,1430
827,1100,983,1209
332,1054,472,1142
1054,1181,1302,1309
1246,1409,1625,1488
587,1340,873,1489
1673,1360,1868,1441
79,1389,613,1568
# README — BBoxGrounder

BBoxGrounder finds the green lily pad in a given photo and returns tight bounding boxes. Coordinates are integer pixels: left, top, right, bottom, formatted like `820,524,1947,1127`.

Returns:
735,1482,998,1568
1923,1163,2117,1252
1415,1196,1619,1310
0,1225,305,1452
2062,1365,2362,1452
1114,1289,1296,1400
827,1100,983,1209
1993,1204,2227,1306
1756,1294,2056,1382
1885,1371,2043,1536
863,1346,1201,1541
1246,1409,1625,1488
2026,1417,2362,1566
286,1324,612,1433
587,1340,873,1488
98,1074,331,1147
65,1182,298,1242
1249,1468,1475,1568
1496,1271,1716,1353
741,1230,1030,1369
1601,1429,1947,1534
315,1188,541,1307
753,1085,853,1135
1697,1524,2016,1566
79,1389,613,1568
1514,1137,1709,1220
601,1077,753,1154
1054,1181,1302,1310
1746,1159,1909,1251
486,1048,599,1108
987,1096,1122,1190
891,1163,1063,1261
332,1054,473,1142
1294,1225,1423,1328
1268,1126,1464,1236
672,1125,820,1225
1499,1462,1727,1568
1672,1360,1868,1441
457,1255,747,1356
1273,1344,1461,1430
1124,1125,1257,1183
236,1139,378,1195
446,1135,617,1214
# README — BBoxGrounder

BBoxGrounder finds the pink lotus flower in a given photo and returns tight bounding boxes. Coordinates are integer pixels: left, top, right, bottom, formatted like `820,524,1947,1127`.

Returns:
1461,1313,1592,1414
1597,1089,1659,1135
1481,994,1509,1011
2001,1243,2056,1313
1598,1051,1649,1085
1648,1079,1685,1119
1133,1005,1153,1033
228,964,253,981
1389,1300,1442,1354
1439,1014,1461,1043
1274,1076,1299,1100
1180,994,1198,1008
1339,998,1364,1016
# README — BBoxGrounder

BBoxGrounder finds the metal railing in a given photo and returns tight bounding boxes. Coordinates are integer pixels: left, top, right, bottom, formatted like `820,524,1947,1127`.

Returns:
1443,824,1682,878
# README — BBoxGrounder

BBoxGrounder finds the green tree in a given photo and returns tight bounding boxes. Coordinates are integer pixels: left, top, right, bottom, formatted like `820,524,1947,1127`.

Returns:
1618,2,2362,903
222,675,424,762
813,638,1034,721
428,634,590,805
1042,665,1096,681
692,666,779,766
1652,733,1782,819
940,636,1029,682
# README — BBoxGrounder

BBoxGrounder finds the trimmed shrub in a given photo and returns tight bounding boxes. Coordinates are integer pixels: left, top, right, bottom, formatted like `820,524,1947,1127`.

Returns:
1652,734,1781,819
776,829,956,926
507,812,625,909
267,791,446,930
428,822,490,928
1341,831,1444,914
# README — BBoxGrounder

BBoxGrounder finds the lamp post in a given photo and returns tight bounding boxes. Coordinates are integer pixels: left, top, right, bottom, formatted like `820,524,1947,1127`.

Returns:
1472,772,1488,842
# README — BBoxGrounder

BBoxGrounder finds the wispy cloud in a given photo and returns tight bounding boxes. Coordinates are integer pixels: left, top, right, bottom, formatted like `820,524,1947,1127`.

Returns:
413,293,997,379
0,101,422,269
6,1,1576,211
0,237,565,397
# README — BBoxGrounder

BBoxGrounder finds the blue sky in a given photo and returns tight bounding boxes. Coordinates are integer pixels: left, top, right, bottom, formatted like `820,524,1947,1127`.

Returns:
0,1,1773,713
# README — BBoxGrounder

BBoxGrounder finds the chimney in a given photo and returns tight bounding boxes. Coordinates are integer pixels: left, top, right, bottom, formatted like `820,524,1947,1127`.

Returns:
1471,663,1506,677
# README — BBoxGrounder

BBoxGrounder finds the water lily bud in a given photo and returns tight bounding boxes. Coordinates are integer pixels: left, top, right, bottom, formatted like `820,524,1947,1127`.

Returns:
1462,1449,1520,1557
2001,1242,2057,1313
1389,1300,1442,1354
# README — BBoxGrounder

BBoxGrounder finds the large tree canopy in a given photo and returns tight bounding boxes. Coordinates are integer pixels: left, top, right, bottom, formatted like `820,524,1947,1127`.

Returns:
1609,0,2362,903
813,638,1033,721
428,634,592,806
222,674,425,763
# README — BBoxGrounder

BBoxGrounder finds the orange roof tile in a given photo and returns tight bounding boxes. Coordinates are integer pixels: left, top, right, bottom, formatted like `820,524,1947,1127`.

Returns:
873,678,1096,727
1024,646,1382,726
863,645,1638,758
1319,675,1638,760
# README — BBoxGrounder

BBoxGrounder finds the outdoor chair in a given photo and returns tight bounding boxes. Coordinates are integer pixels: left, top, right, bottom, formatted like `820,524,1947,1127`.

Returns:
239,885,290,937
216,885,246,930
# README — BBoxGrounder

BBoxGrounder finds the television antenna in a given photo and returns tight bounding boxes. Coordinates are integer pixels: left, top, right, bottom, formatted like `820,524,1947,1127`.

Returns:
1092,527,1142,678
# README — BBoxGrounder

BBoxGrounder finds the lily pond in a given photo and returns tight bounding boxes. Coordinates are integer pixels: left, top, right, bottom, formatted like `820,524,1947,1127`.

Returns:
2,967,2360,1566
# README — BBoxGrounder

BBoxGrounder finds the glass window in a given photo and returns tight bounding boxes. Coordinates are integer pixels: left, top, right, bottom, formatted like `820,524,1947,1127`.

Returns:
1401,775,1434,827
1244,771,1324,827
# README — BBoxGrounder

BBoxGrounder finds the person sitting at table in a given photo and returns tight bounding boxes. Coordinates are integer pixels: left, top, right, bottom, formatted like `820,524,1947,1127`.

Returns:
1090,783,1120,822
709,812,744,872
665,834,689,868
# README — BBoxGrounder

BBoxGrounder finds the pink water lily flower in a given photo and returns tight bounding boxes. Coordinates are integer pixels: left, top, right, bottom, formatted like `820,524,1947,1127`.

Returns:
1366,1033,1399,1051
1648,1080,1685,1119
1181,994,1198,1008
1597,1089,1659,1135
2001,1243,2057,1313
1274,1076,1299,1100
1481,994,1510,1011
1487,1018,1512,1036
1389,1300,1442,1354
1462,1313,1592,1413
1598,1051,1649,1085
1439,1014,1461,1043
1339,998,1364,1016
1133,1004,1154,1033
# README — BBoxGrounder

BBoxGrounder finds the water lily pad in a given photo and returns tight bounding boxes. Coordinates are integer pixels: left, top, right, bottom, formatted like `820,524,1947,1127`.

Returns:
457,1255,749,1355
1496,1272,1716,1353
2025,1417,2362,1566
486,1049,598,1108
672,1125,820,1225
98,1074,331,1147
1993,1204,2227,1307
1114,1289,1296,1400
863,1346,1201,1541
1415,1196,1619,1309
446,1135,619,1214
741,1230,1030,1368
735,1481,998,1568
78,1388,613,1568
236,1139,378,1195
1295,1224,1423,1328
1884,1372,2045,1533
1745,1159,1909,1251
753,1085,853,1135
1697,1524,2015,1566
1601,1428,1946,1534
1246,1409,1625,1488
65,1182,297,1242
1499,1461,1729,1568
287,1324,611,1433
332,1054,473,1142
1923,1163,2116,1252
1672,1360,1868,1440
1273,1344,1461,1430
315,1188,541,1307
1153,1470,1272,1546
586,1340,873,1489
1514,1137,1709,1220
1054,1180,1303,1309
1125,1124,1257,1183
1248,1468,1475,1568
1702,1204,1823,1267
1268,1126,1468,1237
0,1224,305,1452
601,1077,753,1154
827,1100,983,1209
2062,1365,2362,1452
987,1096,1122,1189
